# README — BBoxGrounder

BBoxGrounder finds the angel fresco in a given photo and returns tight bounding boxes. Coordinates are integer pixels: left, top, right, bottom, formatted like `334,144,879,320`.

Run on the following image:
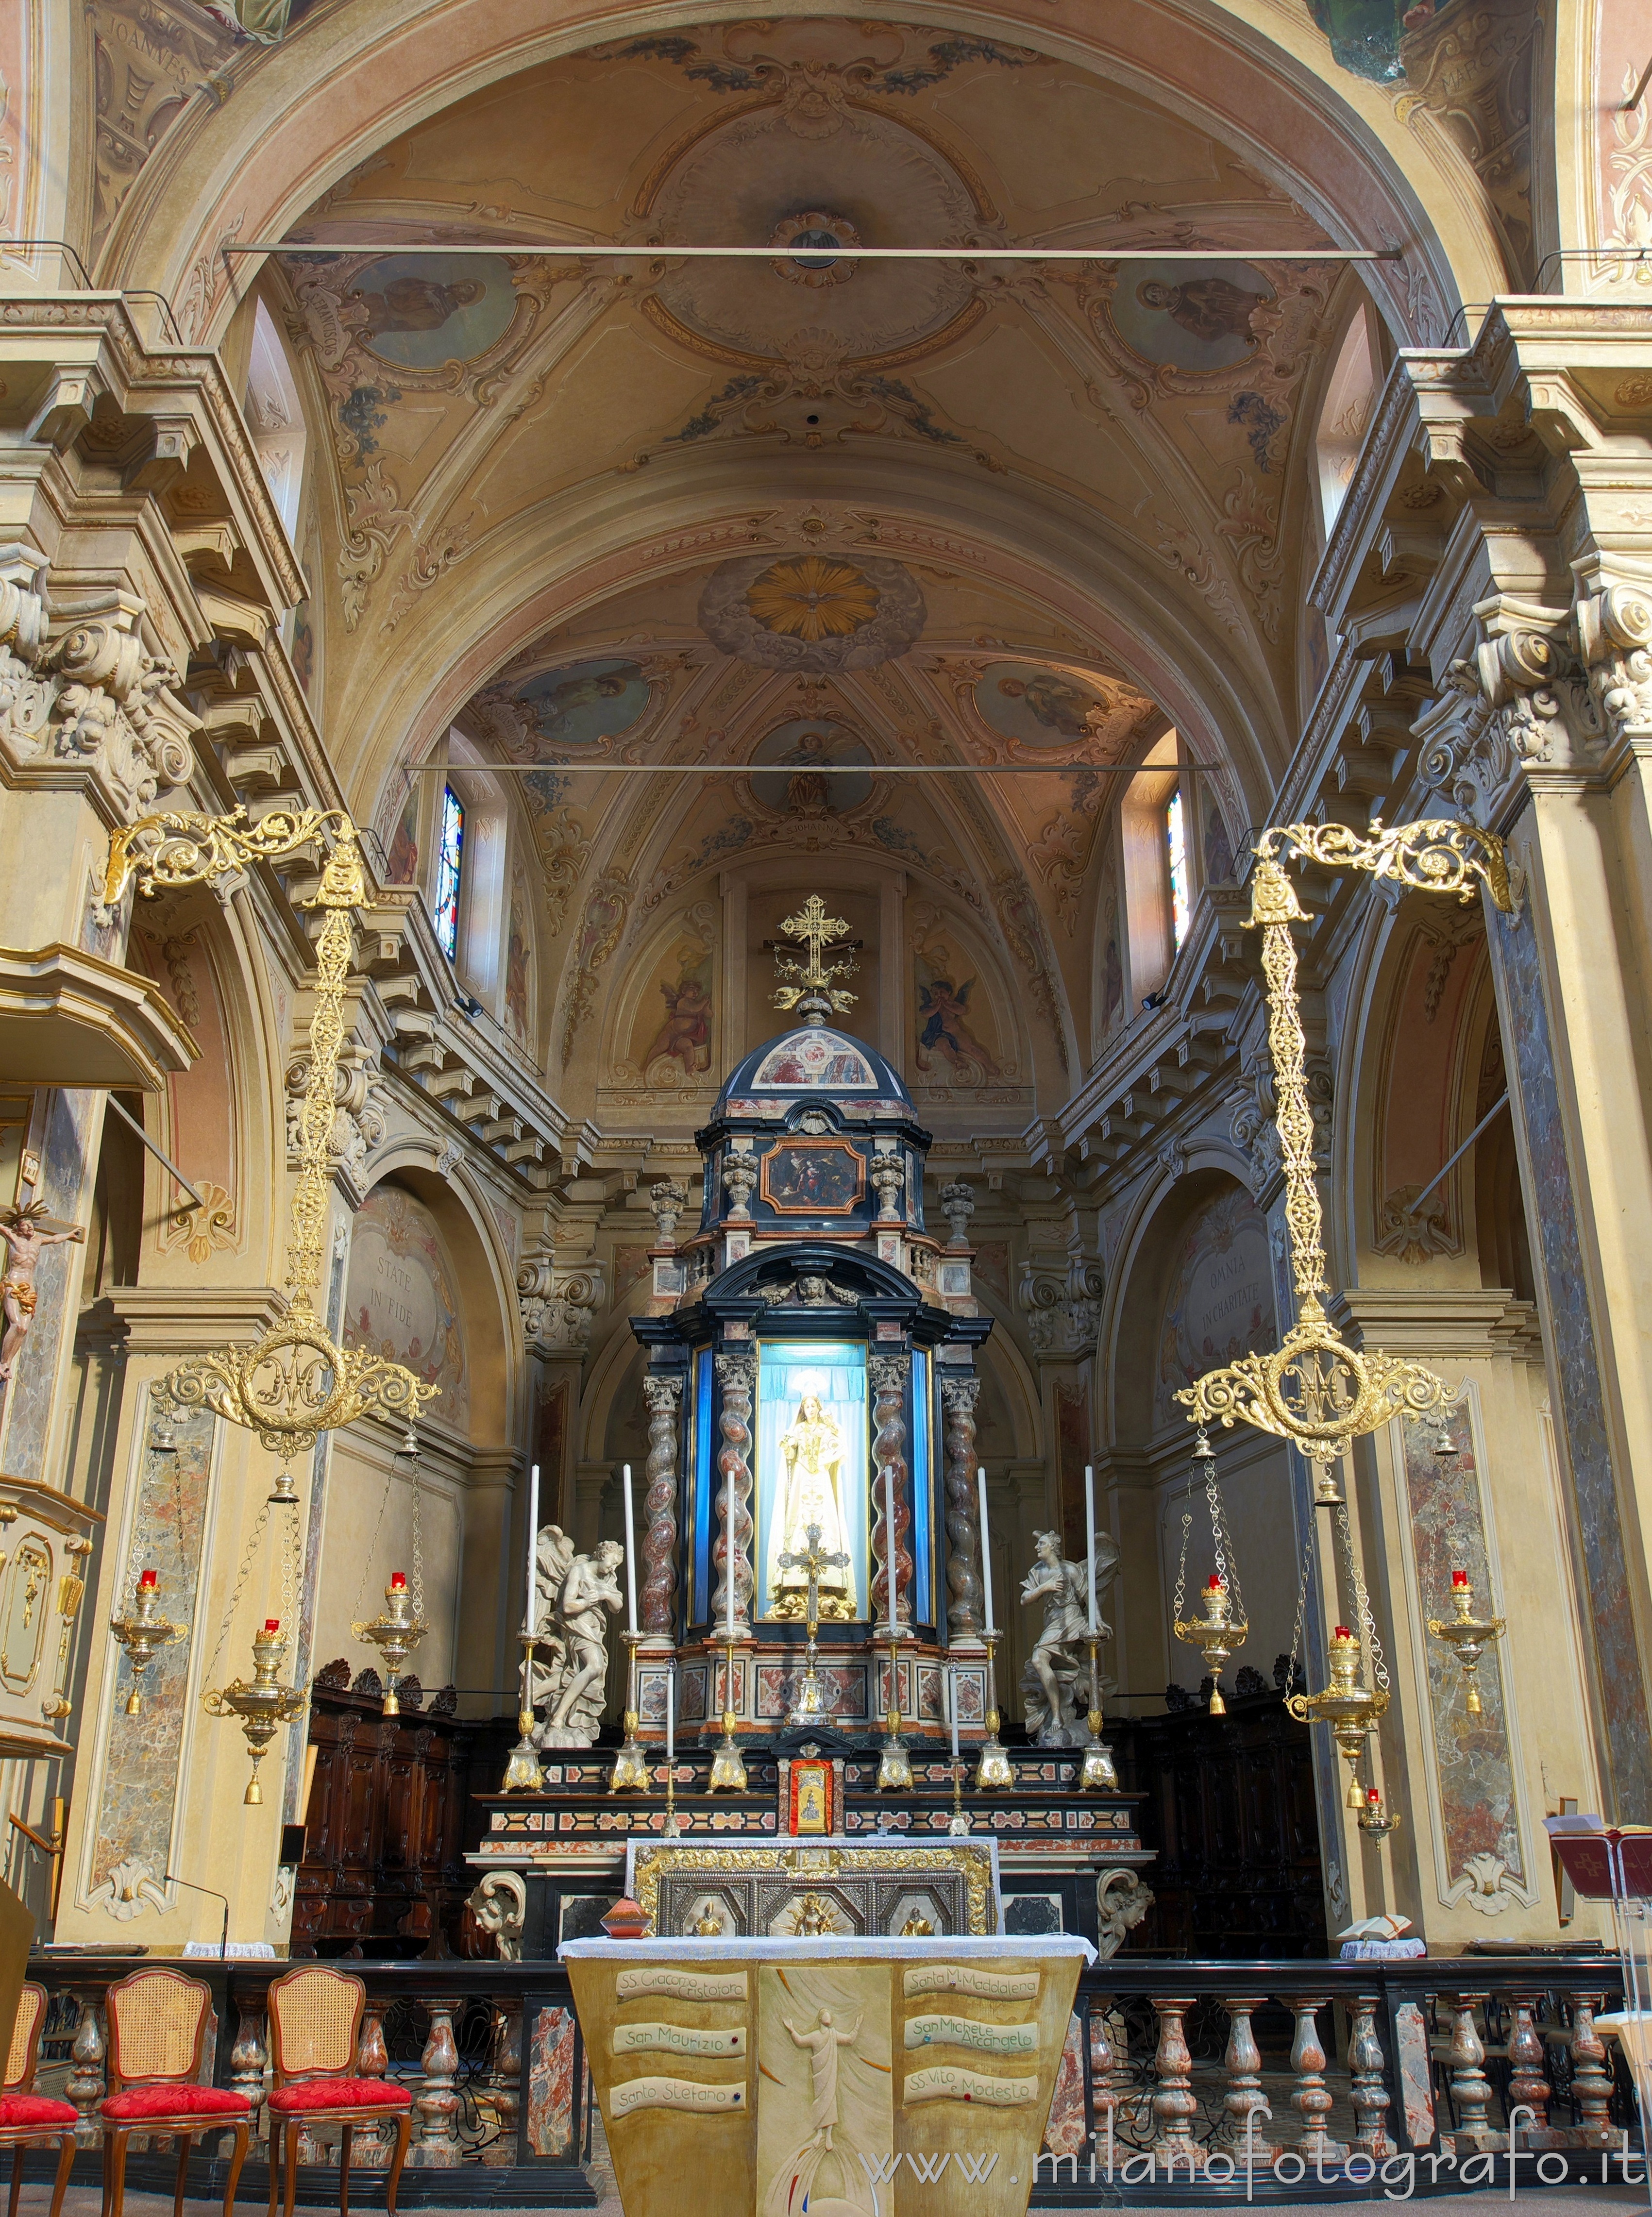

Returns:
643,952,713,1078
915,957,1000,1082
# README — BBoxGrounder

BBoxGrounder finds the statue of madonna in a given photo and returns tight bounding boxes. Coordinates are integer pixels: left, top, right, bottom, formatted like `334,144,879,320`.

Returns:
772,1394,857,1618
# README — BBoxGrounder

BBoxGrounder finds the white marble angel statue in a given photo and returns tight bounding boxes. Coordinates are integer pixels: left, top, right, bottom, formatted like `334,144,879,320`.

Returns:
525,1525,624,1747
1018,1526,1119,1747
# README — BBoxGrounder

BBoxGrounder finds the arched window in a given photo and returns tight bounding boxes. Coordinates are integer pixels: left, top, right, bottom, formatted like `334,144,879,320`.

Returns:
244,300,306,544
1165,789,1190,953
433,785,465,960
1314,306,1381,535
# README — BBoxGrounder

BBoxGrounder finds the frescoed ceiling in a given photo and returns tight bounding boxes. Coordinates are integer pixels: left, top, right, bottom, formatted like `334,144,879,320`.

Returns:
251,15,1393,1128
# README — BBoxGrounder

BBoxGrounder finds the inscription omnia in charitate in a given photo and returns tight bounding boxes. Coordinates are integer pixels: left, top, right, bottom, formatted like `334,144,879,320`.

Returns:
769,2007,866,2217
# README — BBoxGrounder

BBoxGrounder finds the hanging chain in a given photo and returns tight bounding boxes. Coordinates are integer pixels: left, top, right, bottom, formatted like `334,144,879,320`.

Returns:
279,1495,302,1631
1333,1503,1390,1692
410,1451,426,1618
1171,1465,1195,1624
204,1499,272,1685
1201,1438,1248,1624
351,1474,395,1623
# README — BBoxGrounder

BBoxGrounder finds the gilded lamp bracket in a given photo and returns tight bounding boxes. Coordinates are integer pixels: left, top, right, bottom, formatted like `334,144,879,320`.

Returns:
1175,817,1513,1480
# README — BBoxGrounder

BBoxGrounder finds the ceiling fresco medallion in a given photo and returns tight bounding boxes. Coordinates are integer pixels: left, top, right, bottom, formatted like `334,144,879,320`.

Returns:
509,657,652,749
1102,258,1277,374
749,721,875,815
770,212,860,289
975,663,1122,748
698,552,926,671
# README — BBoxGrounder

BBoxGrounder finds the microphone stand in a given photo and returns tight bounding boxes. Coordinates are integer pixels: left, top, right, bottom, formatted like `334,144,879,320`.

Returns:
164,1872,230,1960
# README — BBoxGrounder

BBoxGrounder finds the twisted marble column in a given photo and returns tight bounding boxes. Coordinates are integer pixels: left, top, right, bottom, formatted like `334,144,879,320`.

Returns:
869,1354,911,1628
714,1351,756,1634
941,1375,982,1640
640,1374,682,1635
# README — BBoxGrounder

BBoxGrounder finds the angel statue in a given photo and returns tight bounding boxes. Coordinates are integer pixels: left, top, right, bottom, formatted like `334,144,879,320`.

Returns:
1019,1527,1120,1747
524,1525,624,1747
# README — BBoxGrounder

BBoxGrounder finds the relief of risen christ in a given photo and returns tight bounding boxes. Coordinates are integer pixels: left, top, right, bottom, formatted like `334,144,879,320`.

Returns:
772,1395,857,1619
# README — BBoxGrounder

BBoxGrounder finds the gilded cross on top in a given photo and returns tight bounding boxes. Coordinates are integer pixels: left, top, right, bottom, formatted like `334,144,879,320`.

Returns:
772,894,858,1014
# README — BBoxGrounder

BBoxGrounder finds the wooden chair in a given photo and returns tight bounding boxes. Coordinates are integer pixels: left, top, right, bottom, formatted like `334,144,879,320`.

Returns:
0,1984,78,2217
99,1967,250,2217
264,1966,411,2217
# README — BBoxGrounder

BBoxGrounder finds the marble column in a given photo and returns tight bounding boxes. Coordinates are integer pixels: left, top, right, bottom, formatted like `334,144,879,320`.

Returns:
713,1351,755,1635
868,1354,910,1631
941,1375,983,1641
640,1375,681,1639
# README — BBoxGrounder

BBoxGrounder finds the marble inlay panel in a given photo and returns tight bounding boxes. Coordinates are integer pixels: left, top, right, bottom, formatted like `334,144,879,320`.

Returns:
527,2005,576,2157
89,1399,215,1898
1492,903,1651,1811
1042,2012,1086,2154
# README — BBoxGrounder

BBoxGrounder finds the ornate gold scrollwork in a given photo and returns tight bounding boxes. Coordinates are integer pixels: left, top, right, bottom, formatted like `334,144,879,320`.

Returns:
108,806,438,1463
1256,817,1514,914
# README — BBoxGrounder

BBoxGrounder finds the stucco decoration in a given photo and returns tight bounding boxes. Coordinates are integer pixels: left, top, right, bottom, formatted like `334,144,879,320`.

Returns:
342,1185,469,1429
1153,1187,1276,1427
698,553,926,671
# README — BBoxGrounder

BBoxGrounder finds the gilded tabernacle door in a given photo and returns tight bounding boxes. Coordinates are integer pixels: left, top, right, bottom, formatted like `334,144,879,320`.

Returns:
757,1341,869,1623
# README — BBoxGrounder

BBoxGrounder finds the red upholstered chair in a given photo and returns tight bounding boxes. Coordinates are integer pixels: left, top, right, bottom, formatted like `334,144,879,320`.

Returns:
0,1983,78,2217
99,1967,250,2217
264,1966,410,2217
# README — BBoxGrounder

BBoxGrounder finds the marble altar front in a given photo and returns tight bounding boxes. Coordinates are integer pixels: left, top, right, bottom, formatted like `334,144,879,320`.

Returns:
563,1934,1093,2217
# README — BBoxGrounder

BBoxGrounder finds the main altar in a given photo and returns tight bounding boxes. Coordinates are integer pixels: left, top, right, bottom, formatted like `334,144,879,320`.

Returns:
467,901,1152,1966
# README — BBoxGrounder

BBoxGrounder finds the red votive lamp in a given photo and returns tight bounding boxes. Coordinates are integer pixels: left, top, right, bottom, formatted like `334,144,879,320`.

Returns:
1367,1786,1382,1805
138,1570,158,1590
390,1572,407,1590
1206,1574,1224,1590
1334,1625,1353,1639
264,1618,280,1632
1451,1569,1470,1588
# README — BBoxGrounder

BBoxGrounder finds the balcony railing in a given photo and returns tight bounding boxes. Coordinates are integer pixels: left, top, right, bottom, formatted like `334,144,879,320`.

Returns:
20,1949,1633,2205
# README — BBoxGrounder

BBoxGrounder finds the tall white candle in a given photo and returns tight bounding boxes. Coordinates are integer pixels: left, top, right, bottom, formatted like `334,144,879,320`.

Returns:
886,1461,899,1628
725,1498,736,1641
947,1664,961,1767
977,1467,994,1634
525,1463,539,1634
1084,1464,1097,1635
666,1665,675,1767
621,1462,638,1634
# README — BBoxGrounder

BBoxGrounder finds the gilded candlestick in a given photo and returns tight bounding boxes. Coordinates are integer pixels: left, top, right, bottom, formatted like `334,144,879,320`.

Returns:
974,1632,1012,1791
1079,1634,1118,1791
877,1630,913,1793
502,1632,545,1792
610,1629,648,1792
707,1638,749,1793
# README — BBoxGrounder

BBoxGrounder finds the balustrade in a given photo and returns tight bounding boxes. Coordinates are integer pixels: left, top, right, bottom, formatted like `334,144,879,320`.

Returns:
17,1950,1635,2203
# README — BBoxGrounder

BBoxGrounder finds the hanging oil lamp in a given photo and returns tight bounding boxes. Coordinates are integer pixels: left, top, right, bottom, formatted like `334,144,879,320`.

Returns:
1427,1568,1505,1716
1288,1625,1390,1808
204,1617,309,1803
1175,1572,1247,1713
108,1569,189,1714
1357,1781,1401,1838
351,1571,427,1716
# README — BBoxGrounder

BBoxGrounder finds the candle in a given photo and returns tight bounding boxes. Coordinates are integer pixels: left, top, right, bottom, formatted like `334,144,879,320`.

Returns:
947,1665,961,1767
622,1462,638,1634
1451,1569,1470,1588
725,1489,736,1642
977,1467,994,1633
1366,1786,1381,1806
1334,1625,1353,1640
525,1461,539,1636
666,1665,675,1768
139,1570,157,1590
390,1572,407,1591
264,1618,280,1633
886,1460,899,1627
1206,1574,1224,1591
1084,1465,1097,1635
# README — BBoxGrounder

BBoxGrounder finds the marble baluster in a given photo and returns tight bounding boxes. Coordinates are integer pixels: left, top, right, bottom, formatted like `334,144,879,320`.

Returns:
1086,1998,1119,2167
227,1999,267,2157
640,1376,682,1635
1284,1997,1346,2162
868,1354,910,1631
1218,1995,1274,2157
713,1353,755,1635
351,1999,391,2167
482,1998,523,2166
1505,1992,1561,2149
412,1999,461,2166
1147,1996,1201,2172
66,1992,105,2146
940,1376,983,1640
1565,1993,1617,2146
1444,1992,1502,2152
1348,1994,1396,2162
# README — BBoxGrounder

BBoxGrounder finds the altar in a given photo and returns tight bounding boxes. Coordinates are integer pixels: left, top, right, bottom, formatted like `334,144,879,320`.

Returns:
562,1935,1095,2217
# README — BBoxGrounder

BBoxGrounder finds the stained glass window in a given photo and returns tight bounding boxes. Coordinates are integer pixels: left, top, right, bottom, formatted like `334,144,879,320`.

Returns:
1166,789,1190,954
433,784,464,959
